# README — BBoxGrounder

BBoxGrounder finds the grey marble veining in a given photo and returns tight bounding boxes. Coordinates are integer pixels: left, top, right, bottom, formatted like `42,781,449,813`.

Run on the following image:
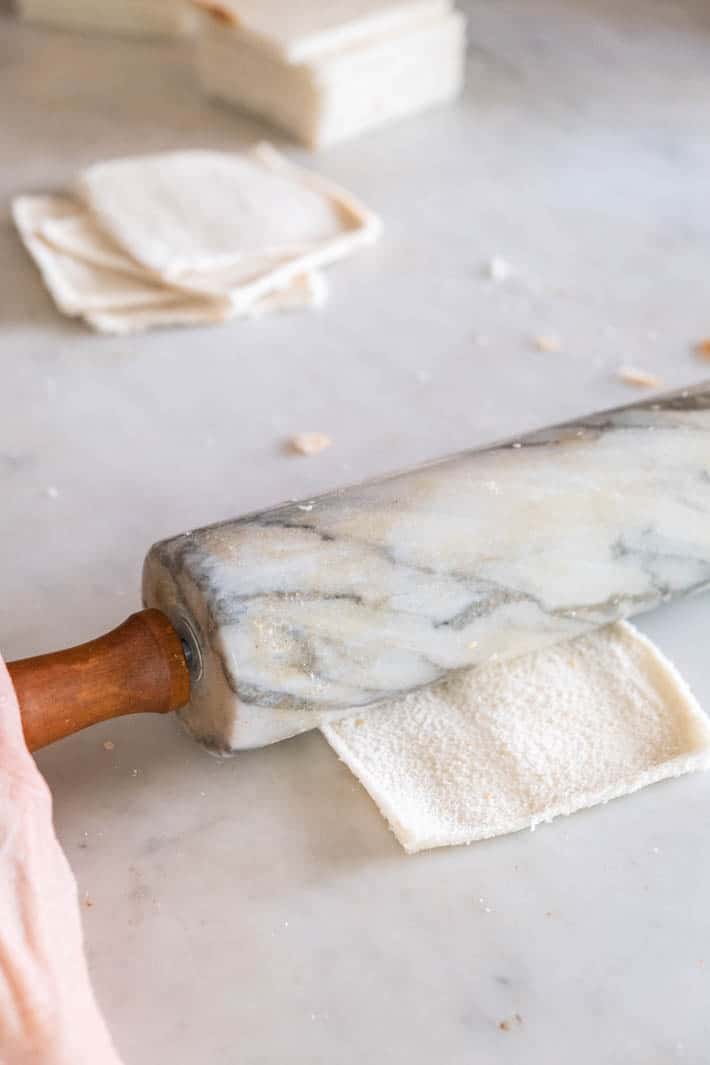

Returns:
4,3,710,1063
143,384,710,750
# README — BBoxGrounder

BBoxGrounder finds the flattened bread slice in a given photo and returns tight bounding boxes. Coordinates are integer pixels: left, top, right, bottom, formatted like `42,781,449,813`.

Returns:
323,623,710,853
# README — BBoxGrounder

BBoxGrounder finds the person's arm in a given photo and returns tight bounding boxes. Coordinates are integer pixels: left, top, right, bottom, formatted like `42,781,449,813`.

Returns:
0,656,124,1065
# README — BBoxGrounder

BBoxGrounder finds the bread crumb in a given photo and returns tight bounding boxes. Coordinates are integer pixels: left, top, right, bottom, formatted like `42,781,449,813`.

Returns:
84,894,94,908
534,333,561,353
617,366,663,389
289,432,332,456
103,740,114,751
486,256,510,282
694,338,710,359
498,1020,511,1032
498,1014,522,1032
194,0,238,24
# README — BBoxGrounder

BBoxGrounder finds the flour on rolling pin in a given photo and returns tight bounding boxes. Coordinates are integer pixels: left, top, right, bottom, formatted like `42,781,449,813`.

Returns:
143,384,710,753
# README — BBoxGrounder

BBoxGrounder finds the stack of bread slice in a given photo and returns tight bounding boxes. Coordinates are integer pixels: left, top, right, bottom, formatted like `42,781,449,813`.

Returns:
17,0,195,37
194,0,467,148
13,144,381,334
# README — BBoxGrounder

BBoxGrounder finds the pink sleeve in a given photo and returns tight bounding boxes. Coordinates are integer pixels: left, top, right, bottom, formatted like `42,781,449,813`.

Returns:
0,656,126,1065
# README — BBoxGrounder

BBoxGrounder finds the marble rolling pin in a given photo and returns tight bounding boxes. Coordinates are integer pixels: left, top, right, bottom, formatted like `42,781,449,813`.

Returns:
9,383,710,753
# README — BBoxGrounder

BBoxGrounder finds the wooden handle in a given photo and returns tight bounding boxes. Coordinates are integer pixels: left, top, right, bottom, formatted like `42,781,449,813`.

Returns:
7,609,191,752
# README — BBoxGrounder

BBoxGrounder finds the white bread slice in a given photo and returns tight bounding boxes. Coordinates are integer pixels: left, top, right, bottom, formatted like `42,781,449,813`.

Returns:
17,0,194,37
195,7,466,148
323,622,710,853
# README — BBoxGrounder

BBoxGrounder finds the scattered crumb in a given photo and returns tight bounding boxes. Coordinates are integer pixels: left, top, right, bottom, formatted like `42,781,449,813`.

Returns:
483,791,493,800
102,740,114,751
83,894,94,908
534,333,561,353
289,432,332,456
694,338,710,359
355,718,365,728
195,0,238,25
498,1020,511,1032
45,485,59,499
617,366,663,389
498,1014,523,1032
486,256,511,282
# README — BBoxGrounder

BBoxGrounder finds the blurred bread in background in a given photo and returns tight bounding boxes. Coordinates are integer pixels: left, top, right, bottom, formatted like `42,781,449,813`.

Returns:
16,0,195,38
193,0,467,148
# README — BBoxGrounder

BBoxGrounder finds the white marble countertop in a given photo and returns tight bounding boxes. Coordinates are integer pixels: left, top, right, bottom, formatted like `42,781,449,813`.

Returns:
2,2,710,1062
